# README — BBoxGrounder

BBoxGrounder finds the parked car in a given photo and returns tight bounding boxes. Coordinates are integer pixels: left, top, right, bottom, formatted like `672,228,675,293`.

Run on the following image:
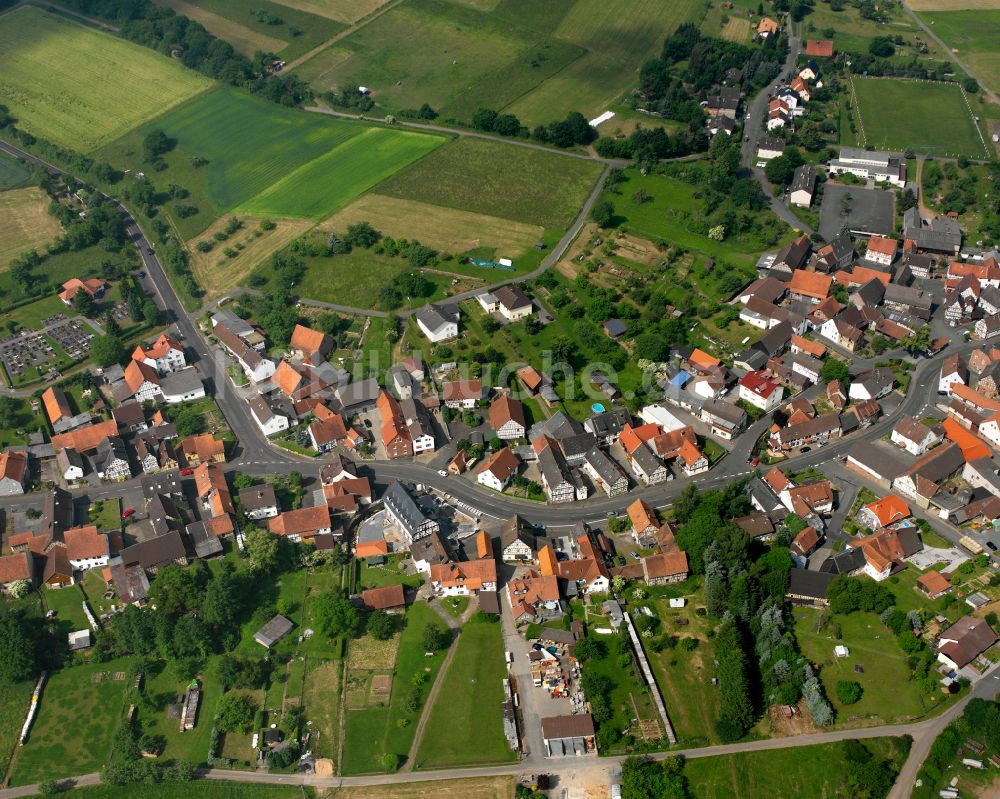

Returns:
437,469,448,477
617,555,626,566
988,541,998,552
750,457,759,467
629,551,640,560
121,508,135,520
179,467,193,476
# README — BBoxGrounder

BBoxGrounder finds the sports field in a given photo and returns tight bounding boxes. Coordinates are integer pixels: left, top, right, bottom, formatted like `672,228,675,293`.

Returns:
237,127,443,218
0,152,30,191
850,77,987,158
378,138,602,229
189,216,313,298
0,187,64,268
0,6,211,152
919,9,1000,95
320,194,544,256
154,0,287,57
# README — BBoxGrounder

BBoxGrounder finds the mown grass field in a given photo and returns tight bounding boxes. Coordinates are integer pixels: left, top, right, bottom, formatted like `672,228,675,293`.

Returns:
189,216,314,299
0,680,34,781
378,138,601,229
11,659,133,786
98,87,369,236
0,6,211,152
49,784,309,799
414,620,514,769
320,194,544,256
0,187,63,268
237,127,444,218
0,152,31,191
684,737,909,799
850,77,987,158
158,0,345,60
274,0,393,24
154,0,288,57
919,10,1000,95
336,777,516,799
341,602,449,774
793,607,943,726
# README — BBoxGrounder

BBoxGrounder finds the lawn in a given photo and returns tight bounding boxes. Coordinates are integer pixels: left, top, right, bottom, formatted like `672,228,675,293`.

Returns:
158,0,345,60
320,194,545,260
805,0,935,56
684,737,909,799
793,607,946,726
919,9,1000,95
358,555,424,590
341,601,449,774
137,657,225,764
48,784,310,799
503,0,707,125
0,396,36,447
302,658,342,766
0,186,63,269
849,77,988,158
97,87,369,238
334,777,516,799
640,591,720,746
40,583,92,633
237,127,445,219
274,0,393,24
0,680,35,781
414,619,514,769
188,216,314,300
87,497,122,534
379,138,602,230
11,658,134,786
599,167,791,267
0,151,31,191
0,6,211,152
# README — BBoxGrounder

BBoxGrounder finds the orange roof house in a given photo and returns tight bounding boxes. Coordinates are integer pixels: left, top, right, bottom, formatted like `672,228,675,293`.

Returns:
290,324,332,364
0,450,28,488
517,366,544,392
476,529,492,560
865,236,898,260
194,462,235,519
538,543,559,577
123,360,160,394
430,559,498,592
182,433,226,465
804,39,833,57
757,16,779,35
51,419,119,452
268,505,331,540
835,266,891,288
917,570,951,600
688,348,721,370
619,423,661,455
858,495,910,529
790,335,826,359
59,277,105,304
273,360,327,400
41,387,72,425
627,499,658,537
132,333,183,365
943,417,991,462
356,537,389,559
362,584,405,610
788,270,833,301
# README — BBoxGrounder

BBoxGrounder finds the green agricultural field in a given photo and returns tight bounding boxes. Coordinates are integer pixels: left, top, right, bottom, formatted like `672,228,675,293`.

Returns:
684,737,910,799
918,10,1000,95
805,1,934,57
237,127,444,218
0,152,31,191
341,602,449,774
379,138,602,229
50,783,308,799
0,187,63,269
100,88,366,221
0,6,211,152
793,607,948,726
414,620,515,769
11,658,134,786
849,77,987,158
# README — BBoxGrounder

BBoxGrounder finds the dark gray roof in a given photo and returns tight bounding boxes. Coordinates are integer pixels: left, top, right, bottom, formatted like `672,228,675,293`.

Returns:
529,410,584,442
819,184,895,241
903,207,961,252
537,443,572,488
120,530,186,570
585,407,631,438
583,446,626,486
95,435,128,473
753,321,793,357
239,483,277,511
603,318,627,337
335,377,381,410
561,432,598,459
820,547,867,574
790,164,815,195
630,444,663,476
414,303,459,335
884,283,932,311
184,521,224,559
382,481,432,539
254,614,293,648
787,569,835,600
159,367,203,397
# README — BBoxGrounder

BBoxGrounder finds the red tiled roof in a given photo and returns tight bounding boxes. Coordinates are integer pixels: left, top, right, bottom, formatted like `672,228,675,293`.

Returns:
362,584,405,610
268,505,330,537
41,387,72,424
51,419,119,452
865,236,898,257
804,39,833,57
788,269,833,300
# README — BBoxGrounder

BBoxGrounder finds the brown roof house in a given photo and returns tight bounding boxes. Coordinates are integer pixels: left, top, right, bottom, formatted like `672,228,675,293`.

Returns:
936,616,997,670
362,584,406,612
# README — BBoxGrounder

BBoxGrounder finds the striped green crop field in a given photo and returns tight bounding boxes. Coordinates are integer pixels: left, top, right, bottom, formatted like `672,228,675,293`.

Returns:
0,6,211,152
237,127,444,218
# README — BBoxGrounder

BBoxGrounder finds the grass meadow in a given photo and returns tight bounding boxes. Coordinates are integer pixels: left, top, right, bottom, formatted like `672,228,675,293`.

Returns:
849,77,987,158
378,138,602,229
684,737,910,799
0,6,211,152
793,607,944,726
414,620,516,769
341,602,449,774
11,659,133,786
334,778,516,799
274,0,394,24
237,127,444,218
320,194,545,257
0,152,31,191
0,187,63,268
919,10,1000,95
0,680,35,780
156,0,345,60
47,784,308,799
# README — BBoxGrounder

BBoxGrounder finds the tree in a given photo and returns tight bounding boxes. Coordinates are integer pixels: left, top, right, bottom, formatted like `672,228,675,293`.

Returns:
344,221,380,248
172,406,204,437
72,290,96,317
836,680,863,705
765,156,794,186
143,129,172,162
590,200,616,228
90,335,123,367
869,37,895,57
142,301,161,326
7,580,30,600
314,588,362,638
471,108,498,131
215,693,258,733
0,609,36,684
819,358,850,385
902,325,931,355
366,610,397,640
573,637,606,662
422,623,450,652
148,563,204,616
0,397,22,430
244,527,279,574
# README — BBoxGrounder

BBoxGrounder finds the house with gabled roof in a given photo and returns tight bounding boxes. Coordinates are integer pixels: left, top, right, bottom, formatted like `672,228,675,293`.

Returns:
0,450,28,496
132,333,185,375
290,324,333,365
489,393,526,441
268,505,331,543
478,447,520,492
415,303,459,342
122,360,162,403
